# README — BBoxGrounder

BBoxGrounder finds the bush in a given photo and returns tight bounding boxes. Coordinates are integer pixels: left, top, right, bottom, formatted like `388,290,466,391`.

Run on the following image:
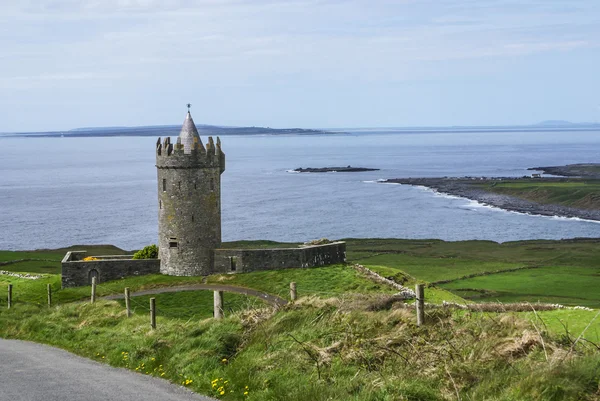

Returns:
132,244,158,259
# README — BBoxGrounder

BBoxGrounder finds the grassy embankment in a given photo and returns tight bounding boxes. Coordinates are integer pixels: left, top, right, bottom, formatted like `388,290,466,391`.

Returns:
346,238,600,345
3,295,600,400
2,239,600,399
475,179,600,210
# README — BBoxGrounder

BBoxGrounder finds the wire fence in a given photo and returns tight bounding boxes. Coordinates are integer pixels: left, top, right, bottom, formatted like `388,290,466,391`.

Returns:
2,279,589,333
0,280,294,328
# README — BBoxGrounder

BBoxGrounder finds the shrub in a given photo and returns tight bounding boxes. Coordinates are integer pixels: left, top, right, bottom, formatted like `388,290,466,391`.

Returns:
132,244,158,260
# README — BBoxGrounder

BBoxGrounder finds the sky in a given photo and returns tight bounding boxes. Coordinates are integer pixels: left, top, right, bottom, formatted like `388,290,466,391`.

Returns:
1,0,599,132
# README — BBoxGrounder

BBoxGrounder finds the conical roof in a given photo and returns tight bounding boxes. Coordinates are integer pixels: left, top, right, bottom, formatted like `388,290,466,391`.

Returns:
179,111,200,153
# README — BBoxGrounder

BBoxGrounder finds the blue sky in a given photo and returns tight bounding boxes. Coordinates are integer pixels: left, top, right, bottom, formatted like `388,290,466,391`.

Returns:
1,0,599,132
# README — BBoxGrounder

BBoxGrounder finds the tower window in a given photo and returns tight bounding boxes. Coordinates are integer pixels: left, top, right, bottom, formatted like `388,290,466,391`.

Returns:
159,200,162,209
169,238,178,248
210,178,215,191
162,179,167,192
230,256,237,272
191,215,194,222
178,181,181,190
194,182,197,190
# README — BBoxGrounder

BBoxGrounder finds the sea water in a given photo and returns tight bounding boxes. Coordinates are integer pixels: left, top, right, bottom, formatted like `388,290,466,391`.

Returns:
0,129,599,250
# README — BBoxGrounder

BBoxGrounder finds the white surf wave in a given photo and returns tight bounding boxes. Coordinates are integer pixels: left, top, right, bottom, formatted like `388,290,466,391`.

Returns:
457,197,600,224
362,179,387,184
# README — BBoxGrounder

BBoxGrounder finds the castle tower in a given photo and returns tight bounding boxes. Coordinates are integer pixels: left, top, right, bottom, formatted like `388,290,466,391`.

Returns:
156,111,225,276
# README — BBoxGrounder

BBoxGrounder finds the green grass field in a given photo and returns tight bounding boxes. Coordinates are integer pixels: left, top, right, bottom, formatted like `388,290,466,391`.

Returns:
205,265,397,298
440,266,600,307
347,238,600,308
476,179,600,210
2,294,599,400
3,239,600,399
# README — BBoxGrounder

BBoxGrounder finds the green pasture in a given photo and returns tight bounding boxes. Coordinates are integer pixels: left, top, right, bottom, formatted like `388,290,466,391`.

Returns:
352,253,520,283
477,179,600,209
118,291,263,320
440,266,600,307
348,238,600,307
534,309,600,344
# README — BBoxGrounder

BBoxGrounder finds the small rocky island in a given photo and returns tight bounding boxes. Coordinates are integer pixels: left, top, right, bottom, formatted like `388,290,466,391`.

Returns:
293,166,379,173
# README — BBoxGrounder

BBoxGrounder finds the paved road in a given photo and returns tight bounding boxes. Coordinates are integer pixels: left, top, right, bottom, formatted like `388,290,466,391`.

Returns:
102,283,288,307
0,339,216,401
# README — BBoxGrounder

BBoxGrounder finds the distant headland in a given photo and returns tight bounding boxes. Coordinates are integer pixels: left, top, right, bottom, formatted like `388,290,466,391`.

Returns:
4,124,345,138
3,120,599,138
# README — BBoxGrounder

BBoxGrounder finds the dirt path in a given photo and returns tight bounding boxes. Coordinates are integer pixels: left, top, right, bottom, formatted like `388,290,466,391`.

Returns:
102,284,288,307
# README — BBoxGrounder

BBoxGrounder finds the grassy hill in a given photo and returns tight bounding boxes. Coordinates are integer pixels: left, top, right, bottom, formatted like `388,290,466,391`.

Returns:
2,239,600,400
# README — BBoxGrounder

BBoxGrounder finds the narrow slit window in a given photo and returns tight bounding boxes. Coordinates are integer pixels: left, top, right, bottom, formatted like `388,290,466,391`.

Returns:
162,178,167,192
191,215,194,222
159,200,162,209
178,181,181,190
230,256,237,272
210,178,215,191
194,182,197,190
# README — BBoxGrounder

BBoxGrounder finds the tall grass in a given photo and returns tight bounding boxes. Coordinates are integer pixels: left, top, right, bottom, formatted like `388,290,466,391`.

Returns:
1,295,599,400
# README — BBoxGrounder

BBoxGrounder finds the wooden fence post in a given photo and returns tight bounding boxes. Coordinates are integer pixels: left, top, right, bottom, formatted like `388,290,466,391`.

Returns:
290,282,297,302
214,291,224,320
47,284,52,307
91,277,97,304
416,284,425,327
125,287,131,317
150,297,156,329
7,284,12,309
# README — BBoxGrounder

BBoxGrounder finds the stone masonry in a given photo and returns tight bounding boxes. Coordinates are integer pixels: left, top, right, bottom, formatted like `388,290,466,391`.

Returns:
156,111,225,276
213,242,347,274
61,251,160,288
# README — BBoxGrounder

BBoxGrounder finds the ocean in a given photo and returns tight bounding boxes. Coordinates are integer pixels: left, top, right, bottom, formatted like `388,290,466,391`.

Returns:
1,129,599,251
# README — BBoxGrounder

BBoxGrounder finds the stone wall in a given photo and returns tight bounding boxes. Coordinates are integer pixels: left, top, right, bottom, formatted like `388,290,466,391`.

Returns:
61,251,160,288
62,242,345,287
213,242,346,274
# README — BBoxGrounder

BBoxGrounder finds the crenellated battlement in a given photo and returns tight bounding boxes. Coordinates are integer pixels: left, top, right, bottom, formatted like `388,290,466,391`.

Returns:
156,135,225,171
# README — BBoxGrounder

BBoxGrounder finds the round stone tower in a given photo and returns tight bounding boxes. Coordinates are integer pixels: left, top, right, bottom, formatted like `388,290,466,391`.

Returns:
156,111,225,276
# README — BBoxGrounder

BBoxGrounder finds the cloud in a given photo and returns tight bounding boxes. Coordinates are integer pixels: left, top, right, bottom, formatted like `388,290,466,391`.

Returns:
1,0,599,130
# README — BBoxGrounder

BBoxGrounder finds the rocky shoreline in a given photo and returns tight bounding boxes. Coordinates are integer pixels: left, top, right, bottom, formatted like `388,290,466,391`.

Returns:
294,166,379,173
384,177,600,222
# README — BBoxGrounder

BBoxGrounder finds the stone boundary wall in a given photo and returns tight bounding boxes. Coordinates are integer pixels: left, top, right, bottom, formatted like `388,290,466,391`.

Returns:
352,264,415,299
61,251,160,288
213,242,346,274
62,242,345,287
